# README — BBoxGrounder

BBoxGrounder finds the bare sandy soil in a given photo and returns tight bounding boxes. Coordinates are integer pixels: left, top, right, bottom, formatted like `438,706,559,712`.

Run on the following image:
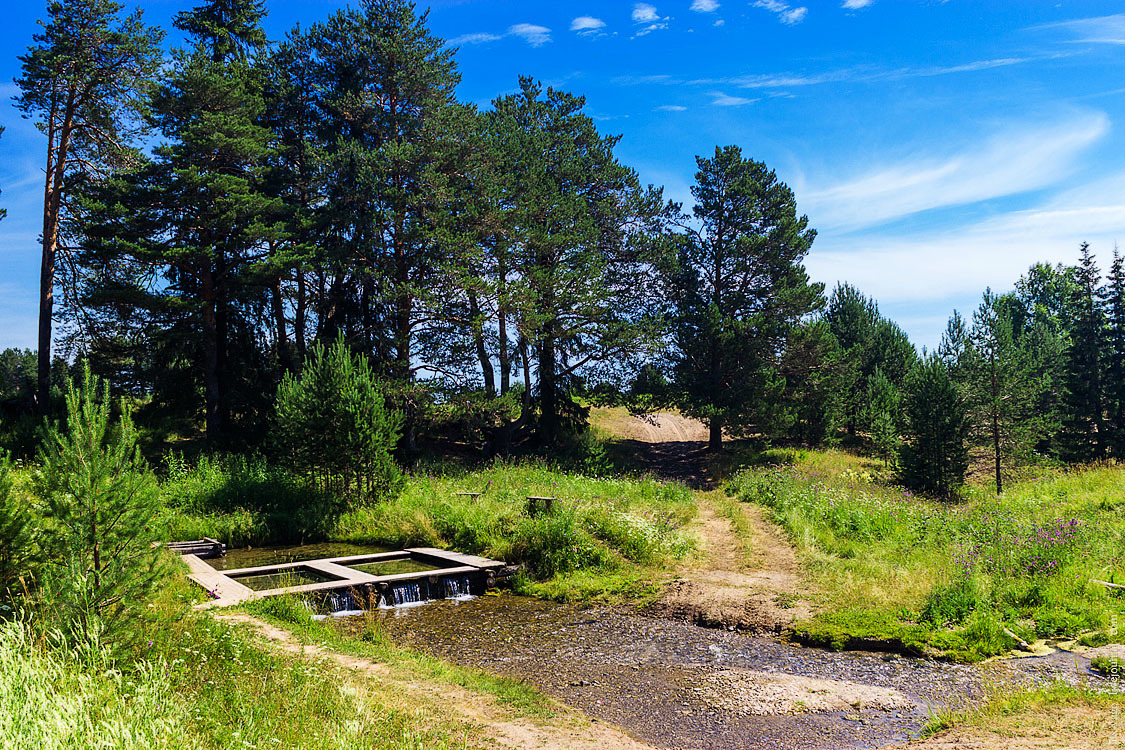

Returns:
645,496,813,633
878,703,1125,750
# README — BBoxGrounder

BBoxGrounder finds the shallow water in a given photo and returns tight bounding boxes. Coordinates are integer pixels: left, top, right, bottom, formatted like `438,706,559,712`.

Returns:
346,559,442,576
206,542,391,571
231,568,334,591
345,594,985,750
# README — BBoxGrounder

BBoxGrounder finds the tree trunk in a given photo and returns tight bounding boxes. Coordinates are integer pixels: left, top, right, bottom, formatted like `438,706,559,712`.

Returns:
468,291,495,398
519,334,532,411
709,418,723,452
272,276,293,373
538,328,558,444
295,270,307,362
37,219,56,414
201,267,222,440
991,348,1001,495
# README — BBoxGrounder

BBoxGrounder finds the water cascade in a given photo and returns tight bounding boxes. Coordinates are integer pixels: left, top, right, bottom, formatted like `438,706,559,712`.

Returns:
383,581,429,608
325,590,364,617
444,576,474,600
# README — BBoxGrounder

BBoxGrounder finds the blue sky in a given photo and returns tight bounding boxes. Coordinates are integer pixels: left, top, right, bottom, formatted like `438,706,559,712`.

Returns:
2,1,1125,351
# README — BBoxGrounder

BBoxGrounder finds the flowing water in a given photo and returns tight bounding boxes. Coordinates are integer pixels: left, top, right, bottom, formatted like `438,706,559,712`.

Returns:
347,594,991,750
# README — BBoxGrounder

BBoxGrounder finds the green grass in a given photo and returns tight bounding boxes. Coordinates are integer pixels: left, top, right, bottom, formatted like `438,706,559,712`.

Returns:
333,459,697,601
921,680,1125,740
1,578,486,750
726,450,1125,661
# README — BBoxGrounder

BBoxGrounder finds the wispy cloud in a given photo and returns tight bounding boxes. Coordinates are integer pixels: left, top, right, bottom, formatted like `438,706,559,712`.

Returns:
801,112,1110,232
691,0,720,12
754,0,808,25
710,91,758,106
450,23,552,48
842,0,874,9
571,16,606,36
655,104,688,111
1039,14,1125,44
632,3,670,36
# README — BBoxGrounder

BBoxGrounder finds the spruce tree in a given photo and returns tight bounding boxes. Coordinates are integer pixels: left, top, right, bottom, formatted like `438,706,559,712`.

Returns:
861,367,901,466
1061,242,1108,461
16,0,163,415
1102,248,1125,456
965,289,1042,494
34,363,164,645
899,357,969,498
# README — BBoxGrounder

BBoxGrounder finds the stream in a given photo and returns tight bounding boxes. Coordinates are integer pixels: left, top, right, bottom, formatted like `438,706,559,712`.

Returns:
349,594,996,749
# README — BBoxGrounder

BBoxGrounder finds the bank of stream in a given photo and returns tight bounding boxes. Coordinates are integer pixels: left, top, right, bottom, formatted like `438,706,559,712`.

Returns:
346,594,987,749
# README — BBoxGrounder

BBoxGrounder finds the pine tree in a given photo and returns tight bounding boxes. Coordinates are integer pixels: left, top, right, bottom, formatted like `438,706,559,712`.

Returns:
274,335,403,504
488,78,665,444
666,145,822,451
965,289,1042,494
899,357,969,498
861,367,901,466
16,0,163,415
79,0,283,441
0,452,37,604
1061,242,1108,461
34,363,165,645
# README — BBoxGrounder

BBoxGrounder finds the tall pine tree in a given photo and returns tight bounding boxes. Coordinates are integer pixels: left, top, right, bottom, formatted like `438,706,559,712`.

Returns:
1061,243,1108,461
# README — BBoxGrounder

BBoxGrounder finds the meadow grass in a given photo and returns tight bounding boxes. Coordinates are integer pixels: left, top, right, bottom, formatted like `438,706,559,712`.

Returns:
332,459,697,601
1,577,485,750
727,449,1125,660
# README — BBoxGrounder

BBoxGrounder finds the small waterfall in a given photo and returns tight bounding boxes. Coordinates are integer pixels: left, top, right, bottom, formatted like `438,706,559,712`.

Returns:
443,576,474,600
322,590,364,618
381,581,429,608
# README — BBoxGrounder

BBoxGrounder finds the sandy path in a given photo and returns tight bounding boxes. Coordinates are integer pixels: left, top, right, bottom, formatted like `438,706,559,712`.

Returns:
216,612,656,750
645,493,813,633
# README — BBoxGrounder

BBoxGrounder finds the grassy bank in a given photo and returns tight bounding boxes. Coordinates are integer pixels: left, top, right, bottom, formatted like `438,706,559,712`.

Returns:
153,455,698,603
727,449,1125,661
334,461,697,601
2,578,489,750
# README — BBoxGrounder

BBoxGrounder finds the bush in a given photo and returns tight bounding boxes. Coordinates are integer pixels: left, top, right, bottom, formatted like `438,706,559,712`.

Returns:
0,452,37,605
898,357,969,498
159,453,340,543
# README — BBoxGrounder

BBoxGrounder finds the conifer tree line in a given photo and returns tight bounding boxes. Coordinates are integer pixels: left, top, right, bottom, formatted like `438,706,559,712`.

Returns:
3,0,1121,497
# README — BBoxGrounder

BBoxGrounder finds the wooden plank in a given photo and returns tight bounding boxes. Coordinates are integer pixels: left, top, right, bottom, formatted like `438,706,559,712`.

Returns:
408,547,505,569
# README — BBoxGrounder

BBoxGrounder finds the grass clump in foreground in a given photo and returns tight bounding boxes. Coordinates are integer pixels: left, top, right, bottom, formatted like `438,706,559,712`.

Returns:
334,460,698,601
727,448,1125,661
922,681,1125,743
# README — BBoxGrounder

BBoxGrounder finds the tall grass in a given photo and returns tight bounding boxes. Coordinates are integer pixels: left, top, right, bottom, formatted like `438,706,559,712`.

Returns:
727,452,1125,660
336,459,697,600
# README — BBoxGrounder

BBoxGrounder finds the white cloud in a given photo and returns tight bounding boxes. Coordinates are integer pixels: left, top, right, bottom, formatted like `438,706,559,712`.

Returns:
802,112,1110,232
710,91,758,106
508,23,552,46
571,16,606,35
449,23,552,48
1040,14,1125,44
632,3,670,35
842,0,874,8
691,0,720,12
633,3,660,23
656,104,688,111
448,32,503,46
754,0,808,25
714,19,725,26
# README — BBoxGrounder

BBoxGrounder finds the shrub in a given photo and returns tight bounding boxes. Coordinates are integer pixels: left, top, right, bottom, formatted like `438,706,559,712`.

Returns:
898,357,969,498
0,452,37,605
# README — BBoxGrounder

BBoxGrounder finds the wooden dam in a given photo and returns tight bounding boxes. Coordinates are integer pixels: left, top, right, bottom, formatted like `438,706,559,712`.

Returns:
182,547,510,610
